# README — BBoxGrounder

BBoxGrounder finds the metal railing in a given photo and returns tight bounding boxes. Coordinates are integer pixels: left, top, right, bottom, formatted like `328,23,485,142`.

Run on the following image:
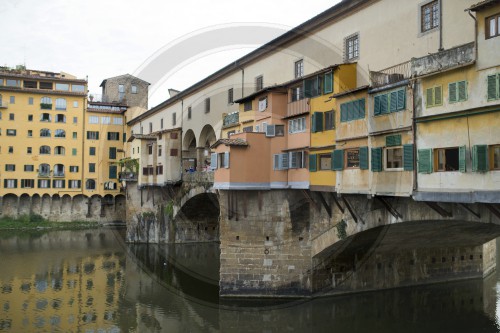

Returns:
370,61,411,88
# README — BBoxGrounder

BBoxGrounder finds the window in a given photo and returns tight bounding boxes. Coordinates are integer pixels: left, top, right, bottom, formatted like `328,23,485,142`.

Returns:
4,179,17,188
219,152,230,169
113,117,123,125
73,132,77,139
426,86,443,107
53,180,65,189
73,117,78,124
305,76,322,98
55,114,66,123
449,81,467,103
325,111,335,130
39,163,50,176
28,97,34,105
24,81,37,88
27,147,32,154
72,85,85,93
89,116,99,124
156,165,164,175
109,165,117,179
21,179,34,189
28,114,33,121
8,113,14,121
256,76,263,91
24,165,34,172
228,88,234,104
131,85,137,94
188,106,192,119
69,180,81,189
345,33,359,61
295,60,304,78
69,166,79,172
40,129,51,137
6,79,20,87
73,101,79,108
118,84,125,101
345,149,360,169
38,179,50,188
340,99,366,122
486,13,500,39
40,113,51,122
101,116,111,124
55,98,66,110
89,163,96,173
435,147,461,172
89,147,96,156
170,149,178,156
107,132,119,141
8,146,13,153
149,122,152,133
487,73,500,101
72,148,77,156
205,98,210,113
172,112,176,126
273,153,289,170
244,101,252,111
243,126,253,133
27,130,32,137
9,96,15,104
143,166,154,175
324,71,333,94
148,145,153,155
290,85,303,102
289,151,306,169
386,147,403,170
55,83,69,91
6,129,16,136
39,146,51,155
87,131,99,140
374,88,406,115
158,145,162,157
5,164,15,171
40,96,52,109
86,179,96,190
288,117,306,134
53,164,64,177
421,0,439,33
54,129,66,138
109,147,117,159
319,154,332,170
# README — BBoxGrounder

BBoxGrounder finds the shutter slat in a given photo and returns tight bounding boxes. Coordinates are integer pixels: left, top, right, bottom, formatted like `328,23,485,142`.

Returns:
309,154,317,172
459,145,466,173
359,99,365,118
472,145,488,172
332,150,344,171
426,88,434,107
403,144,414,171
371,147,382,172
487,75,497,100
418,149,433,174
397,88,405,110
449,82,457,103
359,146,369,170
374,95,381,115
434,86,442,105
389,91,398,112
380,94,389,114
458,81,467,101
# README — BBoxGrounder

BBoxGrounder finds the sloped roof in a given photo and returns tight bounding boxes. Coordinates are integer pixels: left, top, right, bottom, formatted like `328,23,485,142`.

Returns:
127,134,157,142
211,138,249,149
468,0,500,11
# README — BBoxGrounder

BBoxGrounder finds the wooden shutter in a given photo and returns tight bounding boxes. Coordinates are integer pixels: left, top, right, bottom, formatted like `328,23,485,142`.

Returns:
359,146,369,170
266,124,275,137
380,94,389,114
371,147,382,172
309,154,317,172
324,71,333,94
332,149,344,171
390,91,398,112
386,134,402,147
224,152,230,169
448,82,458,103
374,95,381,116
347,102,354,121
281,153,289,170
426,88,434,107
312,112,323,133
472,145,488,172
210,153,218,170
487,75,498,101
458,81,467,101
340,104,348,122
109,166,117,179
359,99,365,118
459,145,466,173
418,149,433,174
397,88,405,110
434,86,442,105
403,144,414,171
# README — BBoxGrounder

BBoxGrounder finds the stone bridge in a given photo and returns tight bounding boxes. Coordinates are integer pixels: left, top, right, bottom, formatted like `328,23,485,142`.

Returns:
126,178,500,298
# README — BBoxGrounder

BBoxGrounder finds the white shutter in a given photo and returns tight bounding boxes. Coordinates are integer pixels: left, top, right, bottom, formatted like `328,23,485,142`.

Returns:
266,124,275,137
289,152,298,169
224,152,230,168
273,154,279,170
281,153,289,170
262,122,267,133
211,153,218,170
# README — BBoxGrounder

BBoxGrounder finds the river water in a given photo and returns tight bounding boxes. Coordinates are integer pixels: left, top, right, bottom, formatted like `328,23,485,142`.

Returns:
0,228,499,332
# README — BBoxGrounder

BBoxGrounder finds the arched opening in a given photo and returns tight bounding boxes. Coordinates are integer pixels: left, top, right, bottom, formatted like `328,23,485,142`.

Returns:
2,194,18,217
32,194,41,215
41,194,51,216
182,129,197,171
19,194,31,216
62,195,72,214
198,124,217,171
175,193,220,242
51,194,61,214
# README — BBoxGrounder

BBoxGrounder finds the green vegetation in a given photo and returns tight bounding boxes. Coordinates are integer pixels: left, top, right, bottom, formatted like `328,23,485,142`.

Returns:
335,219,348,240
0,215,99,231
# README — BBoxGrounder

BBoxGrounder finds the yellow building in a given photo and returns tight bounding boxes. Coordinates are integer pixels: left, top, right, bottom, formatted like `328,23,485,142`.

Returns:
0,67,87,198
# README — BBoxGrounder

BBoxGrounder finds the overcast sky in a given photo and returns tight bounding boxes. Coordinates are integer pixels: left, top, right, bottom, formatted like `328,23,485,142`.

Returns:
2,0,340,108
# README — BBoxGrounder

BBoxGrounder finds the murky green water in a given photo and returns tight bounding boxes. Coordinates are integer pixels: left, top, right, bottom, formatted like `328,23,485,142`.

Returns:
0,228,499,332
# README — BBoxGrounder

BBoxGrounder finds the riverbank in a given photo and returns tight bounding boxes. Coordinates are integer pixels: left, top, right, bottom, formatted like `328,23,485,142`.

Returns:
0,215,102,236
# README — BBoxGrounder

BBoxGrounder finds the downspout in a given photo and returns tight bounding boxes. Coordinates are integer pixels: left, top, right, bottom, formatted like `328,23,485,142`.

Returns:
411,79,418,192
439,0,443,51
180,98,184,182
467,9,478,61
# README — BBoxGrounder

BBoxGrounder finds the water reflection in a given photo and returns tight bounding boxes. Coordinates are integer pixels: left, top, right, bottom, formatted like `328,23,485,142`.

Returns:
0,229,499,332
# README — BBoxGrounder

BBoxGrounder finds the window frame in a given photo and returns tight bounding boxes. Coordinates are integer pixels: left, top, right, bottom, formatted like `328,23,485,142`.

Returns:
288,117,306,134
420,0,440,34
294,59,304,78
490,145,500,170
319,154,332,171
486,13,500,39
434,147,461,172
345,32,359,62
385,147,404,171
255,75,264,91
344,148,360,169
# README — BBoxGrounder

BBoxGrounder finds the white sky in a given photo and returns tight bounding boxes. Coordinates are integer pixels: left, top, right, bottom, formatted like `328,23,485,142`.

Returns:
2,0,340,108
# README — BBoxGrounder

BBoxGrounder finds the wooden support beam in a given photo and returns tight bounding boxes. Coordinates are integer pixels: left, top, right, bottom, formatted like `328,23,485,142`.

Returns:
329,193,345,213
301,190,318,209
317,192,332,218
376,196,402,219
459,203,481,219
341,196,358,224
425,201,452,218
485,203,500,220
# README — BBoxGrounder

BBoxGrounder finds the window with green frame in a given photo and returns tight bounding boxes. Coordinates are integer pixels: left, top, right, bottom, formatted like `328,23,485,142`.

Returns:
340,98,365,122
324,71,333,94
425,86,443,107
449,81,467,103
487,73,500,101
374,88,406,115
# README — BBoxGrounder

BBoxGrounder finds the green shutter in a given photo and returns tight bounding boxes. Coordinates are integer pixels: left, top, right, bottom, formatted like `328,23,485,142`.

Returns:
448,82,457,103
397,88,406,110
324,71,333,94
458,81,467,101
380,94,389,114
426,88,434,107
109,147,116,159
487,75,498,101
311,113,317,133
434,86,442,105
109,165,117,179
359,99,365,118
459,145,466,173
304,79,314,97
386,134,401,147
72,148,77,156
347,102,354,121
472,145,488,172
332,149,344,171
374,95,381,115
312,112,323,133
418,149,433,174
359,146,369,170
123,133,127,142
371,147,382,172
403,144,414,171
309,154,317,172
389,91,398,112
340,104,348,122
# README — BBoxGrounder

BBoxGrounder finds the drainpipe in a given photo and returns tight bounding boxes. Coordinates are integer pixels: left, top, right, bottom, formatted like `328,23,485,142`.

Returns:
467,9,478,61
412,79,418,192
439,0,444,51
180,98,184,182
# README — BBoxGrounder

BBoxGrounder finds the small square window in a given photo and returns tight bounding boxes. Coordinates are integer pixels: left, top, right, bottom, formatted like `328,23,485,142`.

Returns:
28,97,34,105
27,147,32,154
28,114,33,121
89,163,96,173
9,96,15,104
73,117,78,124
421,0,440,33
345,149,360,169
9,113,14,120
294,60,304,78
27,130,33,137
73,101,78,108
131,85,137,94
89,147,96,156
256,76,264,91
73,132,77,139
385,147,403,170
345,33,359,61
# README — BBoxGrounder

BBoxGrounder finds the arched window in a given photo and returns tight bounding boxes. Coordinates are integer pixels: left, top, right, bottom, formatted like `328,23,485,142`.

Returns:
39,146,51,154
41,97,52,110
86,179,96,190
40,128,51,137
39,163,50,176
40,113,51,122
55,98,66,110
54,129,66,138
55,114,66,123
53,164,65,177
54,146,65,155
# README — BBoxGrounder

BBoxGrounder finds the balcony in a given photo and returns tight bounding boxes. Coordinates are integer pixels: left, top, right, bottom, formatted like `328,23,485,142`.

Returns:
183,171,214,184
411,42,475,77
40,103,52,110
119,172,138,182
53,172,65,178
370,61,411,88
223,112,239,128
287,98,310,118
0,101,7,108
38,172,50,178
